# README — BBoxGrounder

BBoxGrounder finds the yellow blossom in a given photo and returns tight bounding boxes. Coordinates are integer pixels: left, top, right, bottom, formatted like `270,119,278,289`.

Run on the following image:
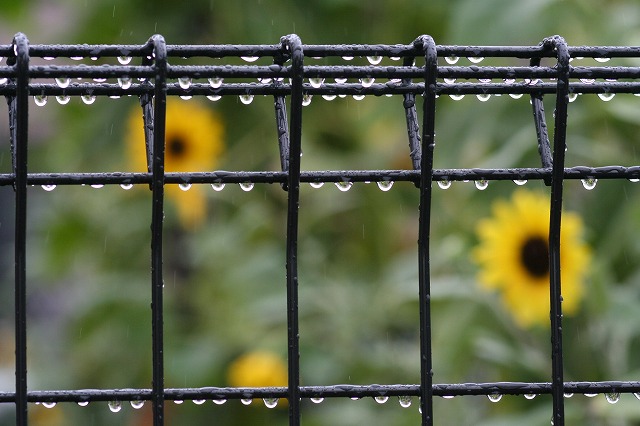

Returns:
126,99,224,229
228,351,288,407
472,190,590,328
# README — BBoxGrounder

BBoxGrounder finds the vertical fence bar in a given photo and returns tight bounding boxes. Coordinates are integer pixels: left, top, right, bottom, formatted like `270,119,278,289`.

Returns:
546,35,570,426
281,34,303,426
149,34,168,426
10,32,29,426
416,35,437,426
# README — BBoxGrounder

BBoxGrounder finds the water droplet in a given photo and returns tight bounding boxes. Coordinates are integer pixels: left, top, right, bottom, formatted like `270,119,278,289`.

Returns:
241,398,253,405
581,178,597,190
479,78,492,83
360,77,375,87
174,400,184,404
568,93,578,103
598,92,615,101
42,402,56,408
93,77,107,83
131,400,145,409
564,393,574,398
310,397,324,404
445,55,459,64
629,178,640,183
444,77,456,84
118,56,132,65
477,94,491,102
390,56,400,61
335,181,353,192
91,184,104,189
71,56,83,61
180,95,192,100
309,77,324,88
398,396,412,408
178,183,192,191
207,95,221,101
633,393,640,400
513,179,527,186
374,396,389,404
342,56,354,61
212,399,227,405
449,94,465,101
524,394,536,400
81,94,96,105
263,398,278,408
0,77,6,85
239,182,254,191
580,78,595,84
437,180,452,190
367,55,383,65
377,181,393,191
208,77,223,88
78,401,90,406
302,94,312,106
352,94,365,101
487,394,502,402
584,393,598,398
239,94,254,105
211,182,225,191
509,93,524,99
55,77,70,88
257,77,272,84
605,393,620,404
34,95,48,106
108,401,122,413
43,56,54,61
468,57,484,64
594,57,610,63
335,77,347,84
193,399,206,405
241,56,259,62
309,182,324,188
475,180,489,190
322,94,337,101
42,184,56,191
120,183,134,190
56,95,71,105
178,77,192,89
442,395,455,399
118,76,132,89
350,396,361,401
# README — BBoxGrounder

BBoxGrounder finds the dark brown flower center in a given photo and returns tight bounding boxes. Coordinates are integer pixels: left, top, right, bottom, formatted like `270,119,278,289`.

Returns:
167,136,186,158
521,236,549,278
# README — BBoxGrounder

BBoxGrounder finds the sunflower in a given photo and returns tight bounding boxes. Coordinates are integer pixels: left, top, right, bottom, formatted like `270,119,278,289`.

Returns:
227,350,288,407
472,190,590,328
127,99,224,229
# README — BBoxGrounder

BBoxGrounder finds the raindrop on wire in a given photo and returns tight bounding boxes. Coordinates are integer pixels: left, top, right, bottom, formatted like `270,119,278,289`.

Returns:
55,77,70,88
309,77,324,88
360,77,375,87
374,396,389,404
179,183,192,191
633,393,640,401
449,94,465,101
584,393,598,398
568,93,578,103
91,184,104,189
475,180,489,190
77,401,90,407
118,76,132,89
117,56,132,65
437,180,451,190
598,92,615,101
241,398,253,405
563,393,574,398
581,178,597,190
445,55,459,64
302,94,312,106
131,400,145,409
476,94,491,102
630,178,640,183
335,181,353,191
120,183,133,190
178,77,192,89
605,393,620,404
34,95,48,106
352,94,365,101
239,182,254,191
263,398,278,408
42,402,56,408
212,399,227,405
444,77,456,84
509,93,524,99
367,55,383,65
241,56,259,62
398,396,412,408
208,77,223,88
487,394,502,403
239,94,254,105
335,77,347,84
211,183,225,191
513,179,527,186
81,94,96,105
468,56,484,63
56,95,71,105
377,181,393,191
207,95,221,102
594,57,610,63
174,400,184,405
309,182,324,188
310,397,324,404
193,399,206,405
524,394,536,400
42,184,56,191
108,401,122,413
322,94,337,101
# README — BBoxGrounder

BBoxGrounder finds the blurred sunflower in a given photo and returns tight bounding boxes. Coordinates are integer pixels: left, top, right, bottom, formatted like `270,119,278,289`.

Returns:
127,99,224,229
227,350,288,407
473,190,591,328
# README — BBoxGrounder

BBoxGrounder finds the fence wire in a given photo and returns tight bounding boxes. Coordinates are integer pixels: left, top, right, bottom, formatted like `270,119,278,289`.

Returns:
2,32,640,426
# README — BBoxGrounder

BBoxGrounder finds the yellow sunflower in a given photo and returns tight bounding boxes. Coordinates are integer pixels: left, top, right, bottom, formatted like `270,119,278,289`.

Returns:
127,99,224,229
227,350,288,407
472,189,590,328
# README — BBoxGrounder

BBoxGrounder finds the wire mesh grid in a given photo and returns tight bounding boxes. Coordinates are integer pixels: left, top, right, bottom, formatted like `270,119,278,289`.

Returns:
2,32,640,425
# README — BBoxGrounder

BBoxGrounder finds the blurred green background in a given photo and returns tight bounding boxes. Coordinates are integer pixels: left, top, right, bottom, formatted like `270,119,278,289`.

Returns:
1,0,640,424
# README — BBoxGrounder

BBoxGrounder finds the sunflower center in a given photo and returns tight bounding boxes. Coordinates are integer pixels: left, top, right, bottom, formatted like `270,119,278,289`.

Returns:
520,236,549,278
167,136,186,158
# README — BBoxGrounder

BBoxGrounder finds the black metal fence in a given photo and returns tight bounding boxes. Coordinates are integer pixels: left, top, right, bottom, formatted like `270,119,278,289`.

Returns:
2,32,640,425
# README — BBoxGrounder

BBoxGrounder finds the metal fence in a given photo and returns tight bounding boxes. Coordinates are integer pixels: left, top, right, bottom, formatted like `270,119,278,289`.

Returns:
2,32,640,425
